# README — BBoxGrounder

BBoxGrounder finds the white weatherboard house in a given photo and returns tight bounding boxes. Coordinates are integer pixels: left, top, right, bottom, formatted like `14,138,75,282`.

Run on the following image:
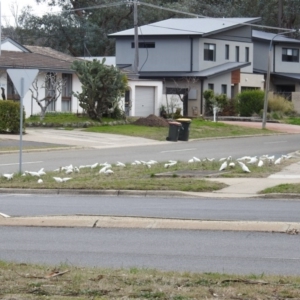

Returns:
110,18,265,117
0,38,83,116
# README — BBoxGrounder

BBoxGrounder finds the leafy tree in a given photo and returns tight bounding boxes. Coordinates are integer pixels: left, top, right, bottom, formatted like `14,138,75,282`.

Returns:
71,58,128,121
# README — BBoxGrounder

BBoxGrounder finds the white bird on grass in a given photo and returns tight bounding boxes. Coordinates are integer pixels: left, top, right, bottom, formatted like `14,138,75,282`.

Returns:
229,162,235,168
274,157,282,165
219,161,228,171
3,173,14,180
238,161,251,173
91,162,99,169
257,160,264,167
26,171,41,177
37,179,43,184
104,169,114,175
206,158,215,162
53,177,72,183
193,156,201,162
65,168,73,174
188,158,194,163
116,161,126,167
248,156,258,164
99,166,110,174
37,168,46,176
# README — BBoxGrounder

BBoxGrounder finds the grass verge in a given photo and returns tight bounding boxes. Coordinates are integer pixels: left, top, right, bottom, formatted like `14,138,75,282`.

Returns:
260,183,300,194
1,261,300,299
85,118,276,141
0,158,298,191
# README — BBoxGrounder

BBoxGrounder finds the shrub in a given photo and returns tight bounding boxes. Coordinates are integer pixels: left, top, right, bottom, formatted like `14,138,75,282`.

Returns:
0,100,25,133
204,90,229,116
220,98,238,116
237,90,264,117
268,95,294,115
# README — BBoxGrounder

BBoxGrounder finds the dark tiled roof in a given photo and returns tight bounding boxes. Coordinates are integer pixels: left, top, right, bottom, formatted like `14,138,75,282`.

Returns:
25,45,80,63
0,50,82,73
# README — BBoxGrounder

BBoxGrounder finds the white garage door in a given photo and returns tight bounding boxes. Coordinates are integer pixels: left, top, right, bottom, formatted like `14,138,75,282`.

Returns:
135,86,155,116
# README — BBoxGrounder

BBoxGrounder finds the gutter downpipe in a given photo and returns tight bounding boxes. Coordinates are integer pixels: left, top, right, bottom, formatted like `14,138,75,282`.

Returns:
190,37,193,72
200,79,204,115
262,30,295,129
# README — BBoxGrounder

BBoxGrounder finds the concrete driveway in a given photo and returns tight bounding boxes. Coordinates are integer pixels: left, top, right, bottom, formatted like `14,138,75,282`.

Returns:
1,128,165,149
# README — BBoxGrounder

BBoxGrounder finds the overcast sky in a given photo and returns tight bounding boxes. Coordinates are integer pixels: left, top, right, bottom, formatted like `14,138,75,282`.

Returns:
1,0,61,26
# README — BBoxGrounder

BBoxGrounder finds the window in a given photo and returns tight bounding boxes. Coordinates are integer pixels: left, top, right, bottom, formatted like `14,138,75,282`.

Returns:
208,83,214,91
225,44,229,60
282,48,299,62
131,42,155,48
236,46,240,62
245,47,249,62
62,74,72,112
204,43,216,61
221,84,227,95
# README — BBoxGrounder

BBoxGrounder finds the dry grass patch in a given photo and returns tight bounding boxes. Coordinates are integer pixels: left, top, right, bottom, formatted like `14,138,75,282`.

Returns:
1,261,300,300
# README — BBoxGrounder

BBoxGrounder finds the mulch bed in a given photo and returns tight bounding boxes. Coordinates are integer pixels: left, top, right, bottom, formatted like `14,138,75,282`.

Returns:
133,114,169,127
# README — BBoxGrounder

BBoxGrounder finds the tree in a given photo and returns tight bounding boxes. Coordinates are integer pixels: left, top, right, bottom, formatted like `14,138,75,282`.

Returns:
71,59,128,121
29,73,66,120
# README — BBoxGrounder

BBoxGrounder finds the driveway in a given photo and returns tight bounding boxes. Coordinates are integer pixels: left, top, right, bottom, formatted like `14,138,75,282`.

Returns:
0,128,165,149
222,121,300,134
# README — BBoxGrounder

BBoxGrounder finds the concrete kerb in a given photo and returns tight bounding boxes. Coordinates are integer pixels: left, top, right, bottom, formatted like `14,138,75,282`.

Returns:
0,214,299,234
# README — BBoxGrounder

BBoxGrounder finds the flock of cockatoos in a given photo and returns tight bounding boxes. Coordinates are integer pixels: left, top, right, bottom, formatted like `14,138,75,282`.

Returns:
1,153,292,183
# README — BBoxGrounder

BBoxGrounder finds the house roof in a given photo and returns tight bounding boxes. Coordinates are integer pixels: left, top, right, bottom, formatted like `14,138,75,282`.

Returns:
273,73,300,81
25,45,80,63
109,17,260,37
138,62,251,79
252,30,300,44
0,50,81,73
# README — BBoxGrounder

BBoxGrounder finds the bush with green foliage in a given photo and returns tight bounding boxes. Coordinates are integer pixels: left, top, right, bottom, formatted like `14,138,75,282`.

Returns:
204,90,229,116
236,90,264,117
71,58,128,121
0,100,25,133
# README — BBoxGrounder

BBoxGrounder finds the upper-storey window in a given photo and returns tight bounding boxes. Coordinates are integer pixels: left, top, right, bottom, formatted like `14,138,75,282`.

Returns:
131,42,155,48
245,47,249,62
204,43,216,61
236,46,240,62
225,44,229,60
282,48,299,62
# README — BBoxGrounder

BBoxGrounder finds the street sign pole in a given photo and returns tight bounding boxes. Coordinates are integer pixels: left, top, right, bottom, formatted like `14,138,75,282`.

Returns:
7,69,39,174
19,78,24,173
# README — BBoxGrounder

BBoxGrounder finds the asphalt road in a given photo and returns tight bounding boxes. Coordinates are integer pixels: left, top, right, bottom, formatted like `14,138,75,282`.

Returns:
1,194,300,222
1,134,299,173
0,227,299,275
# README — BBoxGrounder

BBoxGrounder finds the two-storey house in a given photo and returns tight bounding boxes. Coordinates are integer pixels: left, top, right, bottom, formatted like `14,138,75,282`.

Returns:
253,30,300,110
110,18,265,117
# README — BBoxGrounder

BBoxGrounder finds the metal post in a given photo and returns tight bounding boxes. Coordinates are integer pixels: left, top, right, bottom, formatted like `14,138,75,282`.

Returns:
0,1,2,56
133,0,139,74
19,78,24,173
262,30,295,129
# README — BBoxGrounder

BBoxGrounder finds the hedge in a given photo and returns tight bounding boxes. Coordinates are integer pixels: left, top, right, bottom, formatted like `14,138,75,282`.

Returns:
237,90,265,117
0,100,26,133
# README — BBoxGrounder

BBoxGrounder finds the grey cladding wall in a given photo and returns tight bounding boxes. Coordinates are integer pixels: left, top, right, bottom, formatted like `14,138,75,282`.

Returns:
116,36,192,72
209,26,252,43
253,41,269,72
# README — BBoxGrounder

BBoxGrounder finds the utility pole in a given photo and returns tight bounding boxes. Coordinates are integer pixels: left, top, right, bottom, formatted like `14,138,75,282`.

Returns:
133,0,139,74
0,1,2,56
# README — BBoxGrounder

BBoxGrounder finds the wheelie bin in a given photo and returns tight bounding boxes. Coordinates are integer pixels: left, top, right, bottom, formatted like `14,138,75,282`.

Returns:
166,121,181,141
176,118,192,141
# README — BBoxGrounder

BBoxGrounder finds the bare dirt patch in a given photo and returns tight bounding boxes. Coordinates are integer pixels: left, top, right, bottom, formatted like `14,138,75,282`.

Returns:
133,114,169,127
